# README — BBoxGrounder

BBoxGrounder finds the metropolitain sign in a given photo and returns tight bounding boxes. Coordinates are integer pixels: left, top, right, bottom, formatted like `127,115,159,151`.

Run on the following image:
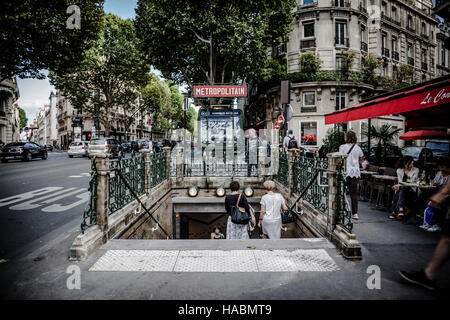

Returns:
193,85,247,98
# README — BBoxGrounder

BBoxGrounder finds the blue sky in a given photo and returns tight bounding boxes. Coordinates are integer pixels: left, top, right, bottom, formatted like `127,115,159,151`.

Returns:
17,0,138,125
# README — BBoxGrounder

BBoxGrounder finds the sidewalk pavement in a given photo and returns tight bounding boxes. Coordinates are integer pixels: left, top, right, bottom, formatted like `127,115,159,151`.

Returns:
0,199,449,300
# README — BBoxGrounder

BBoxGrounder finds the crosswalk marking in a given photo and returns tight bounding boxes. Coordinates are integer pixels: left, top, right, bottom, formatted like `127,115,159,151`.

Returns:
0,187,63,207
68,173,90,178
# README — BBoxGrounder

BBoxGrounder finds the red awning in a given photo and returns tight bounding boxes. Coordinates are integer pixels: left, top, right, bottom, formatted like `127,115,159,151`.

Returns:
399,130,449,141
325,77,450,125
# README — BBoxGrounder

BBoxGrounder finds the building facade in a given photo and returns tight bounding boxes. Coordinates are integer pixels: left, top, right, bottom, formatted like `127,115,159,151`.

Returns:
0,77,20,145
251,0,448,150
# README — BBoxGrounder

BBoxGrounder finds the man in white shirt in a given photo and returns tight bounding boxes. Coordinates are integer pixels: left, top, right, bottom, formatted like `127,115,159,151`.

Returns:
339,130,364,220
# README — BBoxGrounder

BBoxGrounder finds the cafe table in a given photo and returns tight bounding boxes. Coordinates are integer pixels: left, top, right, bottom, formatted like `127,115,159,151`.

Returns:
399,181,438,191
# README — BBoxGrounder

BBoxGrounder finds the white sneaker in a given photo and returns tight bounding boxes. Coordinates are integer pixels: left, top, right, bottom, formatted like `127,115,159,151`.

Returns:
352,214,359,220
419,224,430,230
427,225,441,232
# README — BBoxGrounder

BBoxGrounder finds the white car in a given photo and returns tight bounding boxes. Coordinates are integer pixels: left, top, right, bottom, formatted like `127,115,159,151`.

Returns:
68,141,89,158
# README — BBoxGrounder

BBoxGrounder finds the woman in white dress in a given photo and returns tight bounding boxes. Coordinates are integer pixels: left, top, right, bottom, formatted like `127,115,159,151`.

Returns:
258,180,289,239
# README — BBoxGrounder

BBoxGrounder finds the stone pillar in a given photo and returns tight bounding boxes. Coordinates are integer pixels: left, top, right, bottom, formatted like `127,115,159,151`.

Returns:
326,152,346,239
163,146,171,180
257,146,266,182
175,146,184,183
94,153,110,233
270,144,279,178
140,149,151,194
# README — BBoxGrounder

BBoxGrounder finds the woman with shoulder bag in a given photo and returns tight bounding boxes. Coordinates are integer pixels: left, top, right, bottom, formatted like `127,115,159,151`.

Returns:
225,181,250,239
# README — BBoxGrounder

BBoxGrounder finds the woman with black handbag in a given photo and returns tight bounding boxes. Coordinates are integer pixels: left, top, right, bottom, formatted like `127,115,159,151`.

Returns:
225,181,250,239
258,180,289,239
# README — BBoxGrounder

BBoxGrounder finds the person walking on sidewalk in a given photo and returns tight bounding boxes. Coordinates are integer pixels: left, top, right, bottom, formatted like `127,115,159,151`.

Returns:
399,180,450,291
339,131,364,220
258,180,289,239
282,130,298,153
224,181,250,240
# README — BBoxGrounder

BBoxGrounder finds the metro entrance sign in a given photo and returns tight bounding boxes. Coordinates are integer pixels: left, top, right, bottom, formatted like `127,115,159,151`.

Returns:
193,85,247,98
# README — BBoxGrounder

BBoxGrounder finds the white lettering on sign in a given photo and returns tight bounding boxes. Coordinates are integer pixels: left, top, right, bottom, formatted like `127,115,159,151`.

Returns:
193,85,247,97
420,88,450,105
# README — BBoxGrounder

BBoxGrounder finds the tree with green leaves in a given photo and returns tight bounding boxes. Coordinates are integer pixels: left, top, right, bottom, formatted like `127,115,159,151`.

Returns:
134,0,296,88
319,125,346,158
361,53,382,86
50,14,151,137
0,0,105,83
299,52,322,78
18,107,28,131
362,124,402,163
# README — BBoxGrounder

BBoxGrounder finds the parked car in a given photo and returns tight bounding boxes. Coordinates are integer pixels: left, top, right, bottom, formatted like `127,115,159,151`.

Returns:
88,138,122,158
161,139,176,149
68,141,89,158
136,139,150,150
424,140,449,160
152,141,162,153
0,142,48,162
44,144,53,151
121,141,132,153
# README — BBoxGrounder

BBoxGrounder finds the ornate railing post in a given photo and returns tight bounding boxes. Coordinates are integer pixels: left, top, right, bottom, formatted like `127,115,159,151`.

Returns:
288,151,295,196
140,149,152,194
163,147,171,181
95,153,110,232
326,152,347,238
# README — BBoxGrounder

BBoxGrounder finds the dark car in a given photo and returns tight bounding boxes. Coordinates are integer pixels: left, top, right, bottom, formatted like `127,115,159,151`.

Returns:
368,145,403,167
44,144,53,151
425,140,449,160
121,142,132,153
161,139,176,149
401,146,435,170
152,141,162,153
0,142,48,162
130,140,139,152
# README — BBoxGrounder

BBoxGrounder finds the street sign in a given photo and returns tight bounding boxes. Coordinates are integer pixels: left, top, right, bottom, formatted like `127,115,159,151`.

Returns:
148,118,152,126
274,121,280,130
193,85,247,98
278,115,285,123
24,127,29,132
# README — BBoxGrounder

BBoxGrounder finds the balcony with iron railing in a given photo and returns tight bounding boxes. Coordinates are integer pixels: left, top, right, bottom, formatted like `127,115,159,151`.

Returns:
275,44,287,57
392,18,401,27
421,33,428,40
335,37,349,47
359,3,368,14
301,39,316,49
382,48,390,57
408,57,415,66
392,51,399,61
381,13,391,22
361,41,368,52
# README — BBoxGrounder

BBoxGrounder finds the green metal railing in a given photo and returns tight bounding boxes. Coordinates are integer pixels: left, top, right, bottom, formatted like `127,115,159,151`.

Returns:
336,157,353,233
274,151,289,186
109,152,145,214
81,156,98,233
151,151,167,187
292,153,329,214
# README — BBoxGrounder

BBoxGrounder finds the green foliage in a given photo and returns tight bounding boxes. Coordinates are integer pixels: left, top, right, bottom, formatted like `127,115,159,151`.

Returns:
50,14,151,136
18,108,28,131
299,52,322,76
362,124,402,162
0,0,105,82
339,51,355,78
140,75,172,132
134,0,297,87
319,125,346,157
185,107,197,134
396,65,415,87
361,53,381,86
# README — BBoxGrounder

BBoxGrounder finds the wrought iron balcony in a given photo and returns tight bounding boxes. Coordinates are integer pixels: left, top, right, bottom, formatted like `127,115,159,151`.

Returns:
335,37,349,47
421,33,428,40
422,62,428,71
361,41,368,52
382,48,390,57
408,57,414,66
392,19,401,27
392,51,399,61
301,39,316,49
381,13,390,22
359,3,367,14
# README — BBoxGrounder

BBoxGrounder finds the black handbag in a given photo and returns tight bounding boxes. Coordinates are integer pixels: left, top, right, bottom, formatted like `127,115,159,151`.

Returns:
231,193,251,225
281,210,296,224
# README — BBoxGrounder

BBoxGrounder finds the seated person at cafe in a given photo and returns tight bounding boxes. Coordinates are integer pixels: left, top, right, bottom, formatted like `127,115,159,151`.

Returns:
390,156,419,220
433,159,450,188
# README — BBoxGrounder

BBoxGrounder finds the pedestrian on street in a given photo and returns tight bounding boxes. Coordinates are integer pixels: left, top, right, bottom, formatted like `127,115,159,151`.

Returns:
224,181,250,240
339,130,364,220
258,180,289,239
399,179,450,291
282,129,299,153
